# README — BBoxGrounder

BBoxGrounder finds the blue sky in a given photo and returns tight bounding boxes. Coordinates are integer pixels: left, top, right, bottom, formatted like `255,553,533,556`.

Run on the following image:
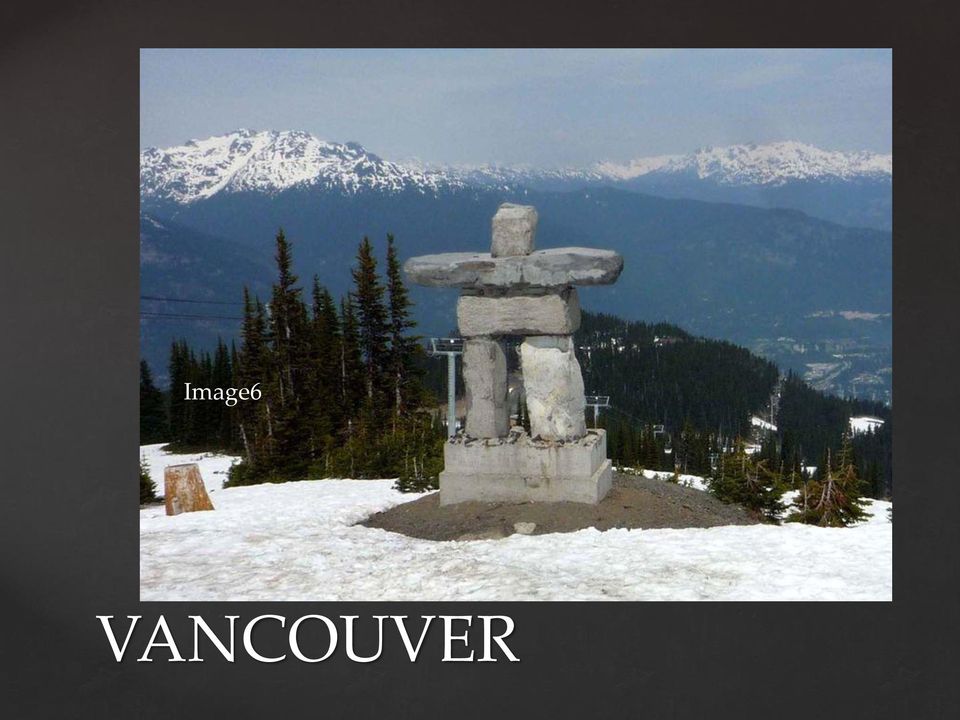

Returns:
140,49,891,166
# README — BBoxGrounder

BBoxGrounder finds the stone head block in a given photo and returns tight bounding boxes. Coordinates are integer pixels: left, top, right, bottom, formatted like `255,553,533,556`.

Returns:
491,203,537,257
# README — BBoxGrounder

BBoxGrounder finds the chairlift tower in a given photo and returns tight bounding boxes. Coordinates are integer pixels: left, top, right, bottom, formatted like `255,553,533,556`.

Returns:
585,394,610,428
429,337,463,438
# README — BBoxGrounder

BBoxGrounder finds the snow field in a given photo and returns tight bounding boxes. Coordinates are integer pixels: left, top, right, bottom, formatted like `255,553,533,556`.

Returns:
141,446,891,602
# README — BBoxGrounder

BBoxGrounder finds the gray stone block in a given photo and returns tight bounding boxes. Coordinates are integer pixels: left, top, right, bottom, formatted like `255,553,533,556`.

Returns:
403,247,624,289
457,287,581,336
491,203,537,257
439,430,612,505
462,337,510,438
520,335,587,441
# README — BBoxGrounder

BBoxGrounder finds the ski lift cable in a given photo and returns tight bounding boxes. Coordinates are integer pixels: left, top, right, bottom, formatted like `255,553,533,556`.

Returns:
140,311,244,321
141,295,244,306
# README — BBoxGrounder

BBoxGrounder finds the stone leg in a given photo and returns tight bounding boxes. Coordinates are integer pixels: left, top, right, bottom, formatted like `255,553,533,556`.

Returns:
462,337,510,438
520,335,587,441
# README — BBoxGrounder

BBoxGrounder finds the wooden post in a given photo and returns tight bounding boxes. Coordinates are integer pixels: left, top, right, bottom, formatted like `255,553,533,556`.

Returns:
164,463,215,516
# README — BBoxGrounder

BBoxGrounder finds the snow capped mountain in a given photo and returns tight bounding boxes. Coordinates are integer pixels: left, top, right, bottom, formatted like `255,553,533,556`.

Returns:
141,131,892,205
440,163,602,190
595,141,891,186
140,129,465,203
594,154,683,180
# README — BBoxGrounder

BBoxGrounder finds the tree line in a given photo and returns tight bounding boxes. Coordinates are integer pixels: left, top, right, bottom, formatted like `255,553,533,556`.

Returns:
140,240,891,507
568,311,892,498
139,230,445,490
708,431,869,527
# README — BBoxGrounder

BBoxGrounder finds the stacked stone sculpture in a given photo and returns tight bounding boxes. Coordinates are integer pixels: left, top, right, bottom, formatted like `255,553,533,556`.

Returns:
404,203,624,505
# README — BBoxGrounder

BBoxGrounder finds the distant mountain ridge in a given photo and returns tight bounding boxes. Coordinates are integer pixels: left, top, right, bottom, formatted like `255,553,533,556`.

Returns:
139,130,892,401
141,131,892,229
593,141,890,185
140,129,467,204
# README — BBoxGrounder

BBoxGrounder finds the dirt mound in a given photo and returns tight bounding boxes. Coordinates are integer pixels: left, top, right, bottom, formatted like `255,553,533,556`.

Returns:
360,473,761,541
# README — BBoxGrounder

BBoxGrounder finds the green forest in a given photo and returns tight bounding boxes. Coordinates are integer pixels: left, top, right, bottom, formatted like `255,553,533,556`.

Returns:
141,228,892,517
568,312,892,498
141,230,445,491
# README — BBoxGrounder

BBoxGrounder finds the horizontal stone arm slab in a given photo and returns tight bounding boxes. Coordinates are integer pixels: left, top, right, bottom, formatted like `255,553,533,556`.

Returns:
404,247,623,289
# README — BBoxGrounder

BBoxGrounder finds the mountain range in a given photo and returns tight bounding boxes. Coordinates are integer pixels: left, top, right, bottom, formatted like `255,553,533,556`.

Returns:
141,130,891,229
140,130,892,400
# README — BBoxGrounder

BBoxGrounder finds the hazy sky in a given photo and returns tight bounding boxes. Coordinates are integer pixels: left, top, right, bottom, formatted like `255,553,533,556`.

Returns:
140,49,891,166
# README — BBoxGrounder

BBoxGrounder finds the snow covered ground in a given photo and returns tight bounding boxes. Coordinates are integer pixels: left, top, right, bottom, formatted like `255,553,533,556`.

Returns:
850,415,886,435
140,446,892,602
751,415,778,432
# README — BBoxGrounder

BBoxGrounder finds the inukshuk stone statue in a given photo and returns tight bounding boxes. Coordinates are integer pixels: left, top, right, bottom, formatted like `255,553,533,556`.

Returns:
404,203,624,505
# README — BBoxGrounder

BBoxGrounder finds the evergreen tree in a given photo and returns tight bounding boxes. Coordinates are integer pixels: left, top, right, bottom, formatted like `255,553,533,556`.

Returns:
139,359,168,444
139,457,157,505
709,438,784,522
167,339,191,447
351,237,390,413
235,288,271,466
385,234,423,426
269,229,309,410
212,338,233,448
338,295,365,435
193,349,215,446
308,277,341,464
787,436,869,527
266,229,312,477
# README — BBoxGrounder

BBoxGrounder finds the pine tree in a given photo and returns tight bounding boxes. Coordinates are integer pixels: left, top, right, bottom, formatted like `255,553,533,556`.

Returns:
266,229,312,477
385,234,422,427
212,338,233,448
194,349,214,446
229,340,241,450
140,457,157,505
787,435,869,527
309,277,341,462
167,339,191,447
269,228,309,411
338,294,365,437
743,456,785,522
709,438,784,522
351,237,390,413
139,359,168,444
235,288,270,466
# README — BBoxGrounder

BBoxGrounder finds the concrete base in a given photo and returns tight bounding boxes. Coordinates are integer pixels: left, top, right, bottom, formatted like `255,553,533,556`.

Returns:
439,429,612,505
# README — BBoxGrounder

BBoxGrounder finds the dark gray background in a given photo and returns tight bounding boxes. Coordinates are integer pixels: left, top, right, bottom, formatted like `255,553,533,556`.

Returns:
2,0,958,717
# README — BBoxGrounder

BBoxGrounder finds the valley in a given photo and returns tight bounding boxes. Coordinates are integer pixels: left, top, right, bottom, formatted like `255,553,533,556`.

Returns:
140,131,892,404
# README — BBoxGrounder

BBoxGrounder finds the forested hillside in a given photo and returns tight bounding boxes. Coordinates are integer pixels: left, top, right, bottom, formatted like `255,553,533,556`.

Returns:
564,312,891,495
140,179,891,401
141,234,892,498
576,312,779,437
